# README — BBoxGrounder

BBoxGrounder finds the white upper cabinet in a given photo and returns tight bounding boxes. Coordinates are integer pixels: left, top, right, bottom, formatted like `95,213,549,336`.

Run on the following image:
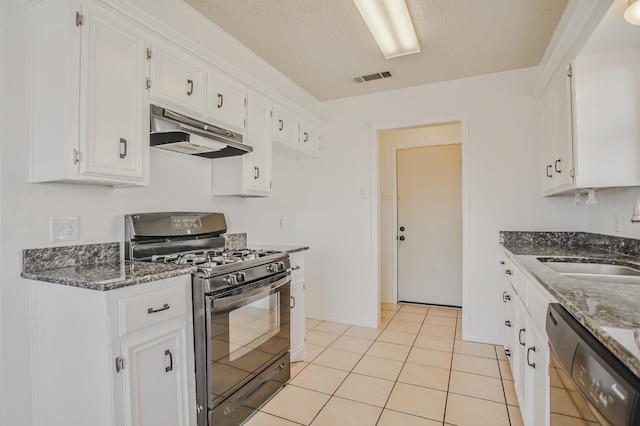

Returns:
272,108,299,147
572,47,640,189
28,0,149,186
212,92,272,197
298,120,322,157
540,65,575,195
206,73,247,134
541,49,640,196
148,43,207,119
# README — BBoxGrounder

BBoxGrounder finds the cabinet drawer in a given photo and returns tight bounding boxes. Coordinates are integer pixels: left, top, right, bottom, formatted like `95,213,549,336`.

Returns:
119,285,187,336
290,255,304,284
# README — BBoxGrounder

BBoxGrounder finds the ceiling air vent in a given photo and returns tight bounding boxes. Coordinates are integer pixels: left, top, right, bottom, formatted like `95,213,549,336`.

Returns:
353,71,393,84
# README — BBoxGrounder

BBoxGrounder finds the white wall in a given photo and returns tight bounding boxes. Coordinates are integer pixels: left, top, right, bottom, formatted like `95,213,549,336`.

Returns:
378,124,462,303
301,67,587,341
0,1,315,425
585,187,640,237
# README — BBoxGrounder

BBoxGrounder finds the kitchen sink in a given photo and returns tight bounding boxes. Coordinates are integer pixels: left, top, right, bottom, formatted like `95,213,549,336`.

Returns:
538,259,640,284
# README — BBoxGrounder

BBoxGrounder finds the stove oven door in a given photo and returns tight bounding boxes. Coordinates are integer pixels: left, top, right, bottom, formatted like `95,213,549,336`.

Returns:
205,274,291,422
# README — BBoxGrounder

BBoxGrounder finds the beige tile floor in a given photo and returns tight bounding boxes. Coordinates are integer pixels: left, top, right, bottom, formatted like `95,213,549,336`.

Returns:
244,303,523,426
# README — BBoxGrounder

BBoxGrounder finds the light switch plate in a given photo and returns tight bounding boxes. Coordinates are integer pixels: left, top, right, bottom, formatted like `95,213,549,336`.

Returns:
51,217,79,242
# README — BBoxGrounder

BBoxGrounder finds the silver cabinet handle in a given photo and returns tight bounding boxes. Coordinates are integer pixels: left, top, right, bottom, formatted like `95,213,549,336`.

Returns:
503,291,511,302
303,132,309,142
291,266,301,270
505,320,512,327
254,167,259,180
519,328,526,346
499,260,505,265
504,349,511,357
147,303,170,314
546,165,552,178
217,93,223,108
290,296,296,309
165,349,173,372
278,119,284,131
505,270,513,276
119,138,127,159
187,79,194,96
555,159,562,173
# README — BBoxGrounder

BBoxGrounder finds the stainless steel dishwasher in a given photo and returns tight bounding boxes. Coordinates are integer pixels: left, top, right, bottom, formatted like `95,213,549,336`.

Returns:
546,303,640,425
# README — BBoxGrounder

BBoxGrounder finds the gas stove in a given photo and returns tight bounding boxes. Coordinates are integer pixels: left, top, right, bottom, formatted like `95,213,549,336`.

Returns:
124,212,291,426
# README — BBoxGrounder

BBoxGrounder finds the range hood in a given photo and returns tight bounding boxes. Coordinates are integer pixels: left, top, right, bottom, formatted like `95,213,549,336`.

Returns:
150,104,252,159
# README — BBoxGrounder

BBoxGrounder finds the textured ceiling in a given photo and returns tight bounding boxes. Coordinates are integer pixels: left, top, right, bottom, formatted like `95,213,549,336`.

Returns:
183,0,569,101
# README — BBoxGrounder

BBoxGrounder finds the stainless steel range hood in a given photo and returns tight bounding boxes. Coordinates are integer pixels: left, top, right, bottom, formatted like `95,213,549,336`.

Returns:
150,104,252,159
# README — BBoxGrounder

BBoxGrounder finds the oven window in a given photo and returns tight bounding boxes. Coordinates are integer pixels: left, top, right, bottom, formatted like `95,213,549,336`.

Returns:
229,293,280,361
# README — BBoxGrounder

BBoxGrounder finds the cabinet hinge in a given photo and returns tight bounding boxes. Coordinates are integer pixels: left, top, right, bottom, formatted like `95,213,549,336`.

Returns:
567,65,572,78
115,357,125,373
75,11,83,27
146,48,152,60
570,168,575,177
72,149,81,164
145,78,152,90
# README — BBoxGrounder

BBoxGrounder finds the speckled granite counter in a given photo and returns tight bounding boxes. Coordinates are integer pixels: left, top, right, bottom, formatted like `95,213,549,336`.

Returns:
500,231,640,378
21,242,195,291
249,244,309,254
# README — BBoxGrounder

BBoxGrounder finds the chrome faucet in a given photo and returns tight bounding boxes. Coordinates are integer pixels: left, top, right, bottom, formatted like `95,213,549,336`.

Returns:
632,197,640,223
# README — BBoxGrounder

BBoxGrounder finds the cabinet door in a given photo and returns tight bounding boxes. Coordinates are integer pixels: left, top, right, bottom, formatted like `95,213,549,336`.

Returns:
207,74,247,133
290,281,306,362
525,323,550,426
78,4,147,182
541,66,575,195
272,109,299,146
121,325,191,426
299,120,322,157
149,44,206,118
245,94,273,194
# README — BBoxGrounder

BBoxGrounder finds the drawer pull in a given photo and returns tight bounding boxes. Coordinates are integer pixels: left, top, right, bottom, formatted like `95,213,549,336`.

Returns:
147,303,170,314
502,291,511,302
505,320,512,327
291,266,302,270
519,328,526,346
291,296,296,309
504,349,511,357
505,269,513,276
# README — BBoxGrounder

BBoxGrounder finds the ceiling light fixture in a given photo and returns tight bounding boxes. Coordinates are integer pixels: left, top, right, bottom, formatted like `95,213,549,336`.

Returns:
625,0,640,25
353,0,420,59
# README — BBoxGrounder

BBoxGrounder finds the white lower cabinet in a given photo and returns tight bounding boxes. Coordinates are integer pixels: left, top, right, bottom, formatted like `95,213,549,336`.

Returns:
500,253,556,426
289,253,306,362
29,275,195,426
121,324,190,426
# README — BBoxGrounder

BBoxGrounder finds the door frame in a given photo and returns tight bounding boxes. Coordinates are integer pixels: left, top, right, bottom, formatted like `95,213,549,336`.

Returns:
370,114,469,339
392,137,462,306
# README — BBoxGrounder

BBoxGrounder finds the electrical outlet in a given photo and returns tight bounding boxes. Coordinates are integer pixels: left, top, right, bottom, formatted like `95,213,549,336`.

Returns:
51,217,79,242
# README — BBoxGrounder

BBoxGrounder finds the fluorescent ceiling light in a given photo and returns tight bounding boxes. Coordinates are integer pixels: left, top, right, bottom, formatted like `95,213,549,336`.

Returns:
353,0,421,59
625,0,640,25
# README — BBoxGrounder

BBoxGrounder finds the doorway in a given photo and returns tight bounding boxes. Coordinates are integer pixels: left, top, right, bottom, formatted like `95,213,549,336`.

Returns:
377,122,463,308
396,144,462,306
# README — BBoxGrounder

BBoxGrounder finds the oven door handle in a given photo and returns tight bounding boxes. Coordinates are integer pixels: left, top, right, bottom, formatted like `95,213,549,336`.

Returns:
211,275,290,311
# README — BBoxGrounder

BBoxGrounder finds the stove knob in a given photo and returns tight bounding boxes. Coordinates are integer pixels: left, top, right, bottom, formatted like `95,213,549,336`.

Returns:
223,275,237,285
267,264,276,273
235,272,246,283
277,261,286,272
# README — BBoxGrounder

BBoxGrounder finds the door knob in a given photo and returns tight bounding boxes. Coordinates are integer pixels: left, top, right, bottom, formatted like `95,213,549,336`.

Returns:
399,226,405,231
399,236,405,241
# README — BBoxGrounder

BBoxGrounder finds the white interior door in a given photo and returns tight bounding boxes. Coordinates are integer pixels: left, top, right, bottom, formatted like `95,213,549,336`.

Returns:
397,144,462,306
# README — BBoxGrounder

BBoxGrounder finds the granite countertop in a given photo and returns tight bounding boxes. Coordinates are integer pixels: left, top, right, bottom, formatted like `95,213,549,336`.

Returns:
20,242,195,291
501,231,640,379
22,261,196,291
249,244,309,254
